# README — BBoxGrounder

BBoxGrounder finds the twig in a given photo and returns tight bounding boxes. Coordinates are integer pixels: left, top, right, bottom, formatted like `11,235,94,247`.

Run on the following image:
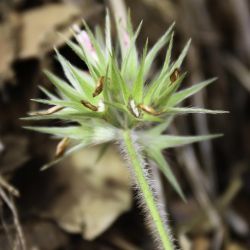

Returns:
186,45,217,194
0,140,4,153
229,0,250,63
107,231,141,250
171,124,224,250
0,188,26,250
178,0,220,196
107,0,127,28
179,145,224,250
223,54,250,93
0,175,20,197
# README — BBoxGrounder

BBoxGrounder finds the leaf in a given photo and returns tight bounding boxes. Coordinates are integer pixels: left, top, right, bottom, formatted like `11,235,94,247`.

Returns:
121,21,143,80
144,23,175,77
141,133,223,150
65,37,99,80
82,19,106,67
147,148,185,200
64,38,85,60
95,26,105,49
94,143,110,164
30,98,84,111
55,49,84,95
44,145,131,238
145,38,191,104
142,113,163,122
143,32,174,104
132,40,148,102
156,72,187,108
22,113,98,122
143,71,171,105
104,101,128,113
24,126,88,140
44,70,81,101
67,64,95,99
41,142,88,170
39,86,59,100
162,107,229,115
170,39,191,71
167,77,217,106
147,116,174,135
158,32,174,79
110,55,129,103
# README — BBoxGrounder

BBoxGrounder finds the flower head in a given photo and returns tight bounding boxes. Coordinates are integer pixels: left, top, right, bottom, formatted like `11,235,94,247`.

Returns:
23,12,225,195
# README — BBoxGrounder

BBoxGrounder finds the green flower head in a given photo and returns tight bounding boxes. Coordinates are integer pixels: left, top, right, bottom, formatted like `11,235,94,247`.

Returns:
23,11,225,191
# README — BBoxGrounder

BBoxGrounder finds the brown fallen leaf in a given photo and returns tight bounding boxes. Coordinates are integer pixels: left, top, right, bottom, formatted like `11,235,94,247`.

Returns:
18,3,82,59
0,12,20,85
45,145,132,240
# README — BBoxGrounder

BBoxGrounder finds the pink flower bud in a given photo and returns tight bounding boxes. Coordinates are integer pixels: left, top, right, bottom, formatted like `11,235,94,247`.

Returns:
73,24,98,61
123,31,130,49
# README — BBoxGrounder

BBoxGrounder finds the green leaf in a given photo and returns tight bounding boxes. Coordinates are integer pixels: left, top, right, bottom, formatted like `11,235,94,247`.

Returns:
170,39,191,71
104,101,128,113
162,107,228,115
24,126,88,140
110,55,129,103
147,148,185,201
94,143,110,164
141,133,223,150
39,86,59,100
30,98,84,111
144,23,174,77
22,111,101,122
66,36,99,80
67,64,95,99
143,71,170,105
64,38,84,60
142,113,163,122
145,38,191,104
158,32,174,79
82,19,106,68
121,21,143,81
44,70,81,101
41,142,88,170
143,32,174,104
95,25,105,49
156,72,187,108
55,49,84,95
147,116,174,135
132,40,148,102
167,77,217,106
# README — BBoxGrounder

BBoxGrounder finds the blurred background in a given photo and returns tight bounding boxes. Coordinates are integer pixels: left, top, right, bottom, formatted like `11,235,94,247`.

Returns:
0,0,249,249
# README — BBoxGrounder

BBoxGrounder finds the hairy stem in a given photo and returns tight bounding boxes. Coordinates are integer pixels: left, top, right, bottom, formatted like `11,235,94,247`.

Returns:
122,130,174,250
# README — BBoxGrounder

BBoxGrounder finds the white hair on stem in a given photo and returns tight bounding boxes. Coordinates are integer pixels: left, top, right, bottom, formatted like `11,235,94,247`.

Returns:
118,130,177,250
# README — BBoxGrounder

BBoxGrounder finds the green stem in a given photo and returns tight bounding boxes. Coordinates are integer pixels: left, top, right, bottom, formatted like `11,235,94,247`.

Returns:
122,130,174,250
